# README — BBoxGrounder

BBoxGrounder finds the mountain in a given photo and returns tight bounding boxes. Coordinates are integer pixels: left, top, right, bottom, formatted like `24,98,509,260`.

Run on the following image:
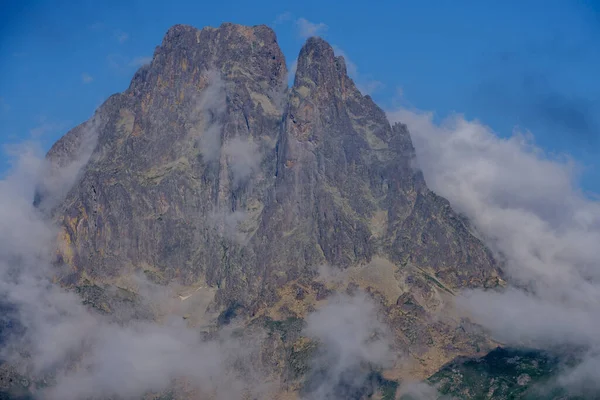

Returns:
22,23,509,398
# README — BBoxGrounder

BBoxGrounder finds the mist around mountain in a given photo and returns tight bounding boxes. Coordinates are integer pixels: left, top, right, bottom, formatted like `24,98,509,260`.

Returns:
0,22,598,400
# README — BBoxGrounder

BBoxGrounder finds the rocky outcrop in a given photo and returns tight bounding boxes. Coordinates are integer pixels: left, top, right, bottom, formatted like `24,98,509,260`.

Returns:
41,22,502,386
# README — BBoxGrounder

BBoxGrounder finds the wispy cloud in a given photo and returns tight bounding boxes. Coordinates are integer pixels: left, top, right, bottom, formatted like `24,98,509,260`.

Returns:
296,18,328,39
107,55,152,73
280,16,382,94
88,22,104,31
1,135,391,399
0,135,279,400
332,46,384,95
107,54,127,71
396,381,442,399
114,30,129,44
273,11,292,25
223,137,261,186
81,73,93,84
395,86,404,99
190,70,227,163
388,107,600,393
301,292,395,399
29,118,69,139
287,59,298,85
356,79,384,96
129,56,153,67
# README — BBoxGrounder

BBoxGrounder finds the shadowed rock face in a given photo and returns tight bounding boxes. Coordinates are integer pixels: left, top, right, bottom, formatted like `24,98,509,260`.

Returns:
42,22,502,383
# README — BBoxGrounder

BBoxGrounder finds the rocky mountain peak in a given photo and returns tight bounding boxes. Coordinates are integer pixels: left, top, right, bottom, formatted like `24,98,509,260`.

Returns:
294,36,347,88
39,23,502,392
127,22,286,108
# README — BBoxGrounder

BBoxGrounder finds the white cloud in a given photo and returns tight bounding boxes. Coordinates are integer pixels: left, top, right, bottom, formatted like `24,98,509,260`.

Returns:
356,80,384,96
114,30,129,43
301,292,395,399
108,55,152,72
388,107,600,391
395,86,404,99
29,118,69,138
208,210,248,243
189,70,227,163
223,137,261,185
286,18,382,95
287,59,298,85
107,54,128,71
396,381,442,399
296,18,328,39
81,73,93,84
274,11,292,25
129,56,153,67
33,117,100,211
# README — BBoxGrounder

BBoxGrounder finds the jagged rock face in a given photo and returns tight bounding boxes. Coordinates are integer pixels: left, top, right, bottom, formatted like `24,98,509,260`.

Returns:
48,24,287,298
44,22,501,379
259,37,498,291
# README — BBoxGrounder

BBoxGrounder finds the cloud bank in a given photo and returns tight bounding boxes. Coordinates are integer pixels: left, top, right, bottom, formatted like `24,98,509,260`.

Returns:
389,108,600,392
301,292,395,400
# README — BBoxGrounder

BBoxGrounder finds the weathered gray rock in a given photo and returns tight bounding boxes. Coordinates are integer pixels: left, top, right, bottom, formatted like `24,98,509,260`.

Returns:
48,24,287,302
40,22,503,389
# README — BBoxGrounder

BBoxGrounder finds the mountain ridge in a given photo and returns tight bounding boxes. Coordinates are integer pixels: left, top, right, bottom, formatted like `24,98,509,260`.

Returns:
32,21,505,397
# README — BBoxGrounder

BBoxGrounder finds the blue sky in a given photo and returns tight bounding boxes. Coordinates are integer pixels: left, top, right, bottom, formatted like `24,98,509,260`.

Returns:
1,0,599,193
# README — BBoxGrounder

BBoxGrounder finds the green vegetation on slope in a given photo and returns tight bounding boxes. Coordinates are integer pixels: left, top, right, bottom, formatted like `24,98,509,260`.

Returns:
426,347,587,400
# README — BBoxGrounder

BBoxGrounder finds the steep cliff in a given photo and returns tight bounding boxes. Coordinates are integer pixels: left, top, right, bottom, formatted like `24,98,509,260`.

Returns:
39,22,504,395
